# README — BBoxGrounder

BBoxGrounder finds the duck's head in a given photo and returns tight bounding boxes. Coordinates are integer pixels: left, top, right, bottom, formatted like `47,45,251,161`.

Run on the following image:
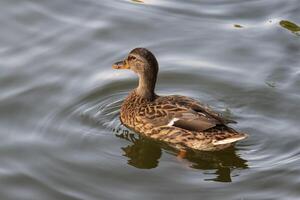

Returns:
113,48,158,100
113,47,158,75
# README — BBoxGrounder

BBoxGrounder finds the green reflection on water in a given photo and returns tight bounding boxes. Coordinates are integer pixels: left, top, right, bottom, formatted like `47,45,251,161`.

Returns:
265,80,276,88
279,20,300,35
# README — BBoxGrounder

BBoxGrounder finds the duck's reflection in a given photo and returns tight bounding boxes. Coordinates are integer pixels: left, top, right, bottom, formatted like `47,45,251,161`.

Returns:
115,129,248,182
185,147,248,182
115,129,161,169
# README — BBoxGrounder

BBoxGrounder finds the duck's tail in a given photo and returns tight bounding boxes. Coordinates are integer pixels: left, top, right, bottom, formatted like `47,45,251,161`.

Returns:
205,125,248,146
212,132,248,145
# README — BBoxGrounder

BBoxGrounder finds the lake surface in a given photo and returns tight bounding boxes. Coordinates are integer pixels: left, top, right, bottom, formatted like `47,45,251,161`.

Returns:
0,0,300,199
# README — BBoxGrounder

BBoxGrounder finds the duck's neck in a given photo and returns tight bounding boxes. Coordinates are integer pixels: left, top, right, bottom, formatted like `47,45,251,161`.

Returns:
136,72,157,101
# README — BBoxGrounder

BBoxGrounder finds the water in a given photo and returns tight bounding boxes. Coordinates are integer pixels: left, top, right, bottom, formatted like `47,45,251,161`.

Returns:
0,0,300,199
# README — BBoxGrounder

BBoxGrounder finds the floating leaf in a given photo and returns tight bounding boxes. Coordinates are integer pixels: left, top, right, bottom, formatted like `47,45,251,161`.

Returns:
234,24,243,28
279,20,300,35
131,0,144,3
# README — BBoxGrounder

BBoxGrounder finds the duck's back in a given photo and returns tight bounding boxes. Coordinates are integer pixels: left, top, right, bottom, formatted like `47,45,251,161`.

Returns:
120,92,247,151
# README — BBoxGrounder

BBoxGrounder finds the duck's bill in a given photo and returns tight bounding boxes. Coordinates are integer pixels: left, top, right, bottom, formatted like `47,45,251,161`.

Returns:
112,60,130,69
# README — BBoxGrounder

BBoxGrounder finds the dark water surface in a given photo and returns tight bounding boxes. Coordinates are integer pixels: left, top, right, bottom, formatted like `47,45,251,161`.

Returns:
1,0,300,199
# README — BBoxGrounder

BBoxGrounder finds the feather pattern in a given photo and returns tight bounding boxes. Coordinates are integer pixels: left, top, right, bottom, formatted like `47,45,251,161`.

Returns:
120,90,247,151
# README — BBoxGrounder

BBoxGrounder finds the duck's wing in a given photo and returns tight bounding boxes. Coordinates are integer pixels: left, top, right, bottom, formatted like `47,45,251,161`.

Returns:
158,95,236,124
137,95,231,132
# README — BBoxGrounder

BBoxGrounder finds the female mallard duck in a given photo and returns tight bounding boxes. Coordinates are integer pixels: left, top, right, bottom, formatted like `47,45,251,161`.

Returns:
113,48,247,152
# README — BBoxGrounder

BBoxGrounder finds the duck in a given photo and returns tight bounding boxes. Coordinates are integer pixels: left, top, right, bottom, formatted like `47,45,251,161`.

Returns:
112,47,247,154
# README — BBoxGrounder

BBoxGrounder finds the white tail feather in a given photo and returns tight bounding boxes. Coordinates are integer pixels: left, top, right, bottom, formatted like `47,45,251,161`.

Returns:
212,134,247,145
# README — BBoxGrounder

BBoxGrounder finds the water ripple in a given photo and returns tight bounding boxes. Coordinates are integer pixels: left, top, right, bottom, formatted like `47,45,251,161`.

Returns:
1,0,300,199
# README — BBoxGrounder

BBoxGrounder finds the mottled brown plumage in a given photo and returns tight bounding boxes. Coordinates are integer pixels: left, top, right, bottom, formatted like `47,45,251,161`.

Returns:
112,48,247,151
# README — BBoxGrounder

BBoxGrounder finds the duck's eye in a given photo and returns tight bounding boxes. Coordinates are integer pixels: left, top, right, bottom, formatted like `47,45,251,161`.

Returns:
128,56,137,61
